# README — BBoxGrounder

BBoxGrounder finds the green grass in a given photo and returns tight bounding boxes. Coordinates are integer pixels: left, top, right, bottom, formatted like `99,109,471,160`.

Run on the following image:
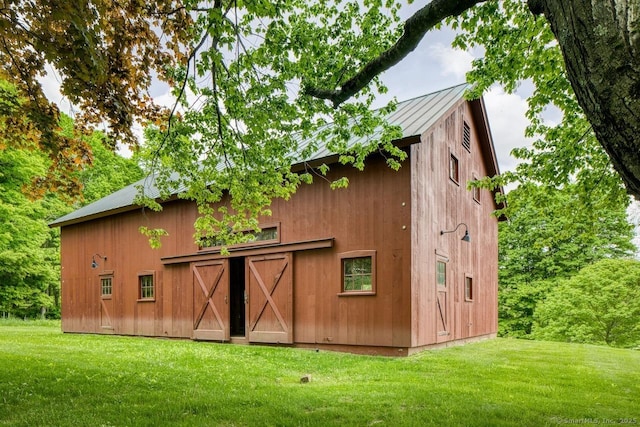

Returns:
0,323,638,426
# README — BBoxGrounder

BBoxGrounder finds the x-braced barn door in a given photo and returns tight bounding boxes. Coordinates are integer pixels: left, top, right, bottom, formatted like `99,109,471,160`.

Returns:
246,253,293,344
192,260,230,341
100,298,113,329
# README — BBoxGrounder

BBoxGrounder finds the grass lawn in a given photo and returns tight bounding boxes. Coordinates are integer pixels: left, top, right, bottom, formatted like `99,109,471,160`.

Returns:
0,321,638,426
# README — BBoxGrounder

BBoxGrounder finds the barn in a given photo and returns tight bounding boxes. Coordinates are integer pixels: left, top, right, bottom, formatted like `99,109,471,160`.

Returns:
50,84,504,356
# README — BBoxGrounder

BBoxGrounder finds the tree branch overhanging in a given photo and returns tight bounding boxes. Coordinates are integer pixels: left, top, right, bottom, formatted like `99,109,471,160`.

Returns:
303,0,486,108
531,0,640,198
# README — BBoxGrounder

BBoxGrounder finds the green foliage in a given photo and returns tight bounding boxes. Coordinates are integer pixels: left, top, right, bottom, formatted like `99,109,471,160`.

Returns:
0,107,142,319
139,226,169,250
498,182,635,338
1,326,639,425
58,114,144,206
451,1,619,194
0,146,61,318
453,2,638,343
138,1,406,246
534,259,640,348
1,0,638,250
2,0,634,251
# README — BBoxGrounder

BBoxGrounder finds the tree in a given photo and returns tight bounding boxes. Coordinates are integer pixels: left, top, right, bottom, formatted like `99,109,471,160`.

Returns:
306,0,640,198
1,1,638,240
498,182,635,337
58,115,144,205
0,145,61,318
0,78,143,317
533,259,640,348
0,1,188,198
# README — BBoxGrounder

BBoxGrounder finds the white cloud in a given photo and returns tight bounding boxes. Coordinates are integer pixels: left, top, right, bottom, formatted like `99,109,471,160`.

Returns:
39,66,75,117
626,201,640,257
428,43,474,79
483,87,534,173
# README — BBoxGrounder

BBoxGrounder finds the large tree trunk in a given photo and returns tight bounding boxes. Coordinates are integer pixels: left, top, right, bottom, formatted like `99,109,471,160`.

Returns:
530,0,640,198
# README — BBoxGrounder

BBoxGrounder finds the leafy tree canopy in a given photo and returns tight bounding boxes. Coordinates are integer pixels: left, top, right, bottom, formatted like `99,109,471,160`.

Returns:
0,79,142,317
2,0,638,241
498,182,635,337
534,259,640,348
0,142,68,317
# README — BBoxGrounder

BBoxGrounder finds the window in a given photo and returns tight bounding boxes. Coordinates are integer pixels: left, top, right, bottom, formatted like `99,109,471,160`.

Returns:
199,224,279,249
472,175,481,203
436,261,446,287
138,274,155,300
344,258,372,291
100,276,113,298
465,276,474,301
339,250,376,295
449,153,459,184
462,121,471,152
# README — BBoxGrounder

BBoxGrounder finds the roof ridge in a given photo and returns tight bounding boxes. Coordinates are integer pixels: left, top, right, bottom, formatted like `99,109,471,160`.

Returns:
389,82,468,107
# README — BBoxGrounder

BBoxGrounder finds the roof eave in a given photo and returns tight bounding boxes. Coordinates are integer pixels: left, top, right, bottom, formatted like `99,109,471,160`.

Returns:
289,134,421,173
50,136,422,229
48,205,143,228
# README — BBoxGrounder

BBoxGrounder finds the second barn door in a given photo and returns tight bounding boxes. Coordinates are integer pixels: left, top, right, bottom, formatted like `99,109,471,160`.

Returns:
246,253,293,344
192,260,230,341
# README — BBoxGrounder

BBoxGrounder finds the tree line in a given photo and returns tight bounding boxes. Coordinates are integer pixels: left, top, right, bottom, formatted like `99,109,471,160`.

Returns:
0,111,142,318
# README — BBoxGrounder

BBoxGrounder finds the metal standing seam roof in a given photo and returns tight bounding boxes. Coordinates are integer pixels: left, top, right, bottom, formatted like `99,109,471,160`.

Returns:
49,83,469,228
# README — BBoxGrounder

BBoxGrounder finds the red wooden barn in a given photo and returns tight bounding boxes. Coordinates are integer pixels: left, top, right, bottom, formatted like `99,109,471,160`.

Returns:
51,84,504,356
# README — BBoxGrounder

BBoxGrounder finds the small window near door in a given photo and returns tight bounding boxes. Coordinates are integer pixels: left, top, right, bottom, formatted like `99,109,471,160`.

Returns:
338,250,376,295
465,276,474,301
138,272,155,301
437,261,446,286
100,276,113,298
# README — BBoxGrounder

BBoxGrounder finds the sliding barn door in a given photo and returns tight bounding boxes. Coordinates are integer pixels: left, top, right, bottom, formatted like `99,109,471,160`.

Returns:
246,253,293,344
192,260,230,341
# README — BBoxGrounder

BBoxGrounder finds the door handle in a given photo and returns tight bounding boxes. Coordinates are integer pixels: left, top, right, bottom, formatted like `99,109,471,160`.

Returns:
244,290,248,304
224,295,228,304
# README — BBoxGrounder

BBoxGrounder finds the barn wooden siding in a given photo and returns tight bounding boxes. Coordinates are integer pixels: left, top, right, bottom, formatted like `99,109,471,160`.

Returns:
61,155,415,349
58,94,500,355
410,99,498,350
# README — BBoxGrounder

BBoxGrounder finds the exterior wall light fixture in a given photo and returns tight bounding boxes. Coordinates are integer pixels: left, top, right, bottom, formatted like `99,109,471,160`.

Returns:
440,223,471,243
91,254,107,269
